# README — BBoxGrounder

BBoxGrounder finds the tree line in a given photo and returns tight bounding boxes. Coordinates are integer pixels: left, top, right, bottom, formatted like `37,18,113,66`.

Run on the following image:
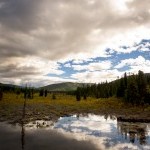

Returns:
0,85,36,101
76,70,150,105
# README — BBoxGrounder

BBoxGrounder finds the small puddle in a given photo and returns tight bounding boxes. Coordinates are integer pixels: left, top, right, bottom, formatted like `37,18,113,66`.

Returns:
0,114,150,150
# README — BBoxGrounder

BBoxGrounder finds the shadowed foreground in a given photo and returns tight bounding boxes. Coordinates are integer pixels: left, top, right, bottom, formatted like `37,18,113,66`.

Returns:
0,122,99,150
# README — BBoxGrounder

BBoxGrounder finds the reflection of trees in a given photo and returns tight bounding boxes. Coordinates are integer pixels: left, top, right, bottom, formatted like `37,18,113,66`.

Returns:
104,114,116,121
76,114,80,120
109,115,116,120
21,96,27,150
21,120,25,150
137,128,146,145
104,114,108,120
117,121,148,145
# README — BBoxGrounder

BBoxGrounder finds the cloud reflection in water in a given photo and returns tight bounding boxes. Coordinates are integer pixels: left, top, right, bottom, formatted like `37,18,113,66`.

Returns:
54,114,150,150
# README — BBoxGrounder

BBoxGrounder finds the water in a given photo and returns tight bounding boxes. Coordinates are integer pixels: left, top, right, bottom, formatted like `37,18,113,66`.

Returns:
54,114,150,150
0,114,150,150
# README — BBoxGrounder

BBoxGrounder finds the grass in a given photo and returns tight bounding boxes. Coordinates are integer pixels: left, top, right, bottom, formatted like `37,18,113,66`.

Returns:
0,92,150,123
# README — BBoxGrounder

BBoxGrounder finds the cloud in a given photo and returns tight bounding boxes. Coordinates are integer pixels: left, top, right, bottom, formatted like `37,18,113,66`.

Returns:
72,61,112,71
0,56,64,77
64,63,72,68
113,39,150,54
115,56,150,68
115,56,150,74
0,56,67,86
0,74,75,87
0,0,150,60
72,59,90,65
71,69,122,83
0,0,150,85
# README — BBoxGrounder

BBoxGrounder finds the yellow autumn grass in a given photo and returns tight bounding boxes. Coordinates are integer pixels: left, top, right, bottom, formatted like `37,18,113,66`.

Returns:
0,92,127,113
0,92,150,122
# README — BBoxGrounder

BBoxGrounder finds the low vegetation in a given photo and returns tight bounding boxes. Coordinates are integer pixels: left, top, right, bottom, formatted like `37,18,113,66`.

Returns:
0,70,149,124
0,92,150,124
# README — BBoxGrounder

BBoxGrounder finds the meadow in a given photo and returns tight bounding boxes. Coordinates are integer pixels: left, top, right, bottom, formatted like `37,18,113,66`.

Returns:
0,92,150,124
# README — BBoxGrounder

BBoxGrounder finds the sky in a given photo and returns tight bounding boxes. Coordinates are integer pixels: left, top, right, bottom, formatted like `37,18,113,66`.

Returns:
0,0,150,87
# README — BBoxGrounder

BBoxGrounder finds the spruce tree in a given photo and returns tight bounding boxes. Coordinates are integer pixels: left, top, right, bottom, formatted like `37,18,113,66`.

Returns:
0,88,3,101
83,93,87,100
39,89,44,97
124,72,128,88
45,90,48,97
30,89,34,99
52,93,56,100
137,70,147,103
117,78,125,97
125,76,139,104
145,86,150,104
76,87,81,101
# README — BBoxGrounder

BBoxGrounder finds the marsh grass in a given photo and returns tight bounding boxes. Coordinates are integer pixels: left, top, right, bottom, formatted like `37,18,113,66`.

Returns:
0,93,150,123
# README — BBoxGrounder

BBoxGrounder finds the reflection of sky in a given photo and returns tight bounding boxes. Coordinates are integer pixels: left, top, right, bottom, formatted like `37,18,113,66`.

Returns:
1,114,149,150
54,115,117,135
54,114,150,150
0,121,98,150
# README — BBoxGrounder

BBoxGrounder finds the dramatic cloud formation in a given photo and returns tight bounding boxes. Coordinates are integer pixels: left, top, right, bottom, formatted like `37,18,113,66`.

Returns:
0,0,150,86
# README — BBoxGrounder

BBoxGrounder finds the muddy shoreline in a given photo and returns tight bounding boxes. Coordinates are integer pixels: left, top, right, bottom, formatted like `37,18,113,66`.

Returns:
0,93,150,124
0,103,150,124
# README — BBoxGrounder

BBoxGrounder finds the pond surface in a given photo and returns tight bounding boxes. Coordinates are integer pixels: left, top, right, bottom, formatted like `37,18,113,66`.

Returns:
0,114,150,150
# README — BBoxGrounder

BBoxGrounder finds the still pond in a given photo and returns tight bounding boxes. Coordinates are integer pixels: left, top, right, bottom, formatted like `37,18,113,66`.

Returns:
0,114,149,150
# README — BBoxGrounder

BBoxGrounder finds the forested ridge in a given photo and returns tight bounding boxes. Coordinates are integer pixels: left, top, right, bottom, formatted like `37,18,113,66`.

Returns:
1,70,150,105
76,70,150,105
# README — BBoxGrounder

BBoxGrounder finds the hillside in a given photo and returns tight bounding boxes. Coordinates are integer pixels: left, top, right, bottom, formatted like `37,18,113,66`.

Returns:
40,82,86,91
0,83,21,91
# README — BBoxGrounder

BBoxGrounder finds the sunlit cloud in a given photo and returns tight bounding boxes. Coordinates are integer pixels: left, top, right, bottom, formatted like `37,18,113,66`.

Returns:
115,56,150,74
0,0,150,86
72,61,112,71
71,69,122,83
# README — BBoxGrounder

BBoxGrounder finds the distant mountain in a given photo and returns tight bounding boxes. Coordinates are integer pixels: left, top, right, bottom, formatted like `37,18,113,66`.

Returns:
40,82,88,91
0,82,92,91
0,82,21,91
0,83,20,88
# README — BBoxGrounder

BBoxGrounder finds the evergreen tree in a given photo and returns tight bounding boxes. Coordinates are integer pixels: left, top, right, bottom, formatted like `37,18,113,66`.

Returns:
39,89,44,97
31,88,34,99
124,72,128,88
52,93,56,100
117,78,125,97
16,88,21,96
0,88,3,101
145,86,150,104
108,83,113,97
45,90,48,97
83,94,87,100
74,70,150,105
24,86,28,99
104,81,109,98
125,76,139,104
76,87,81,101
137,70,147,103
